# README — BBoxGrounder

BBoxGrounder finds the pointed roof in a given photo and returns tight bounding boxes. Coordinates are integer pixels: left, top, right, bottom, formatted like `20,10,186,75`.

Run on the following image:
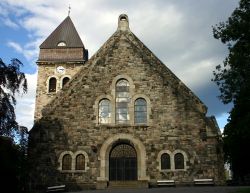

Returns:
42,14,207,117
40,16,84,49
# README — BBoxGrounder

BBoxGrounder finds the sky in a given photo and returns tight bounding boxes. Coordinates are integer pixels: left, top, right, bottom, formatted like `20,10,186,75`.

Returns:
0,0,238,130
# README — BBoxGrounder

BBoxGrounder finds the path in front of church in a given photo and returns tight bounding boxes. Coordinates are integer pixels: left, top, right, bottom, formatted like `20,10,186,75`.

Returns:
69,186,250,193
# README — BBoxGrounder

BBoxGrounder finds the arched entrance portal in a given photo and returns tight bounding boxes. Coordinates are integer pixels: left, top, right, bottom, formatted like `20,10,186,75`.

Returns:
109,143,137,181
97,134,149,189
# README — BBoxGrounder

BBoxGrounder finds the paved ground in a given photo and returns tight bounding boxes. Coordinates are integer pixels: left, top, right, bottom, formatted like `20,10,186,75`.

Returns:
69,186,250,193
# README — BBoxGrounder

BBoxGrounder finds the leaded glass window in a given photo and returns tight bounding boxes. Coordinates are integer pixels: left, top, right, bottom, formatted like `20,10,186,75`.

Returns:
174,153,184,169
110,144,137,158
135,98,147,124
62,77,70,88
75,154,85,170
116,79,130,124
161,153,171,170
49,77,56,92
62,154,72,170
99,99,111,124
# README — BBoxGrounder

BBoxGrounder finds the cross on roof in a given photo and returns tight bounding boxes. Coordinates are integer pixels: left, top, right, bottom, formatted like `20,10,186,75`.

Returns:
68,4,71,16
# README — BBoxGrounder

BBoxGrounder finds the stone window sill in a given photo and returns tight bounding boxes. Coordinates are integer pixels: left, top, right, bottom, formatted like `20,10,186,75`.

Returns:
160,169,172,172
98,124,149,128
60,170,87,173
160,169,187,172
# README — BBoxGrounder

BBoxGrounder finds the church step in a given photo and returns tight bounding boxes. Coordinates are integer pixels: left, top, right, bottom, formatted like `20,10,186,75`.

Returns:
108,181,140,189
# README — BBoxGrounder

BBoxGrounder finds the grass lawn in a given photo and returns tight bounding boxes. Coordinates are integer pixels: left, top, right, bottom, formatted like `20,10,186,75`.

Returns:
235,188,250,193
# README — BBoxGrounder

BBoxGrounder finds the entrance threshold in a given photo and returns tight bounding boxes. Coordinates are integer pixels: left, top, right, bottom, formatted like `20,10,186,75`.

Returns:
108,181,148,189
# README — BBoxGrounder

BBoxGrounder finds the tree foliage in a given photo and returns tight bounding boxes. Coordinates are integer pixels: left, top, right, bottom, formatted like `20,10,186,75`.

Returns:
0,127,29,193
213,0,250,182
0,58,29,192
0,58,27,137
212,0,250,104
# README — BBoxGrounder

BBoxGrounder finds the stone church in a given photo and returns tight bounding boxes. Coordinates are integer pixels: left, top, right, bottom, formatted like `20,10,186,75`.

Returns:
29,14,225,191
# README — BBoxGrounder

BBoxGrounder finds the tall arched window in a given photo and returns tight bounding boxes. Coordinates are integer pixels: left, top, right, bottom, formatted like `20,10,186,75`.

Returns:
116,79,130,124
62,154,72,170
161,153,171,170
75,154,85,170
99,99,111,124
174,153,184,169
62,77,70,88
135,98,147,124
49,77,57,93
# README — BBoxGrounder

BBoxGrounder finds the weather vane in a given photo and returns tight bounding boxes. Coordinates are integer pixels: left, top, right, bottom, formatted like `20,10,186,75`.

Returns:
68,4,71,16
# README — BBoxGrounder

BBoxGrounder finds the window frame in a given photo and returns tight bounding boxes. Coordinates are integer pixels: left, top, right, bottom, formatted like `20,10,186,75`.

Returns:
62,77,70,88
58,151,89,172
115,79,130,124
48,77,57,93
62,154,72,171
161,153,171,170
157,150,188,171
75,154,85,170
174,153,185,170
99,99,112,124
134,98,147,124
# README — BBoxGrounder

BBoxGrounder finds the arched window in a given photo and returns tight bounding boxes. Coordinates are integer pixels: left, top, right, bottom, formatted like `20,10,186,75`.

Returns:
99,99,111,124
62,77,70,88
161,153,171,170
174,153,184,169
134,98,147,124
116,79,130,124
62,154,72,170
49,77,57,93
75,154,85,170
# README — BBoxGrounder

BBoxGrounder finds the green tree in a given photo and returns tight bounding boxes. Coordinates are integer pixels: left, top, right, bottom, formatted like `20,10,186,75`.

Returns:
212,0,250,182
0,58,29,192
0,58,27,137
0,127,29,193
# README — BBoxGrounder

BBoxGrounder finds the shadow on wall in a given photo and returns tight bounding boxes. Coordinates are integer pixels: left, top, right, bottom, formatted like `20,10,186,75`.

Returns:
28,117,88,192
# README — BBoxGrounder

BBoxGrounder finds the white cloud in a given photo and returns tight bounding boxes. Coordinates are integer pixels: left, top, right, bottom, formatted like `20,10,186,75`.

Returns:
7,41,39,64
15,73,37,130
7,41,22,52
2,17,19,29
2,0,239,129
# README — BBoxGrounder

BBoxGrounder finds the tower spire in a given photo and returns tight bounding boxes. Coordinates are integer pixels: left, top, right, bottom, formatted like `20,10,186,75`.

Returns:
68,4,71,16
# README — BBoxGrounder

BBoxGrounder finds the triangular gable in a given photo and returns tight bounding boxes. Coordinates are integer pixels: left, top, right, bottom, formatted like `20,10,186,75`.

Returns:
40,16,84,49
42,24,207,116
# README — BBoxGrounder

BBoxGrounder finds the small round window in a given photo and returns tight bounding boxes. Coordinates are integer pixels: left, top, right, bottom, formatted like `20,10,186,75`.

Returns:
57,41,66,47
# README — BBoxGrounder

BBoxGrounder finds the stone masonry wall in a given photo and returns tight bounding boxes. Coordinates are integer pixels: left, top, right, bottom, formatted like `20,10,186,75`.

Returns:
34,62,83,120
30,29,225,191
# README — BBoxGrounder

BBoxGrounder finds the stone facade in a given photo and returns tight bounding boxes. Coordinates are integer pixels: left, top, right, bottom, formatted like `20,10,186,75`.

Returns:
34,61,84,120
29,14,225,192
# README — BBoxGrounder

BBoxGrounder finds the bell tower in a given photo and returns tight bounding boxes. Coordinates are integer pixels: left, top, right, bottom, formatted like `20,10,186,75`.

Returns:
34,16,88,120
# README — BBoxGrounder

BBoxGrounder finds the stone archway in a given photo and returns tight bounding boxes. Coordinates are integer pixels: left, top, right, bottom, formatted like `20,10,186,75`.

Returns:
97,134,148,189
109,142,137,181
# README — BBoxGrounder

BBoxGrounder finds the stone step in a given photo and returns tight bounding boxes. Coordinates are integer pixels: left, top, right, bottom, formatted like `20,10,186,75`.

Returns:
108,181,140,189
